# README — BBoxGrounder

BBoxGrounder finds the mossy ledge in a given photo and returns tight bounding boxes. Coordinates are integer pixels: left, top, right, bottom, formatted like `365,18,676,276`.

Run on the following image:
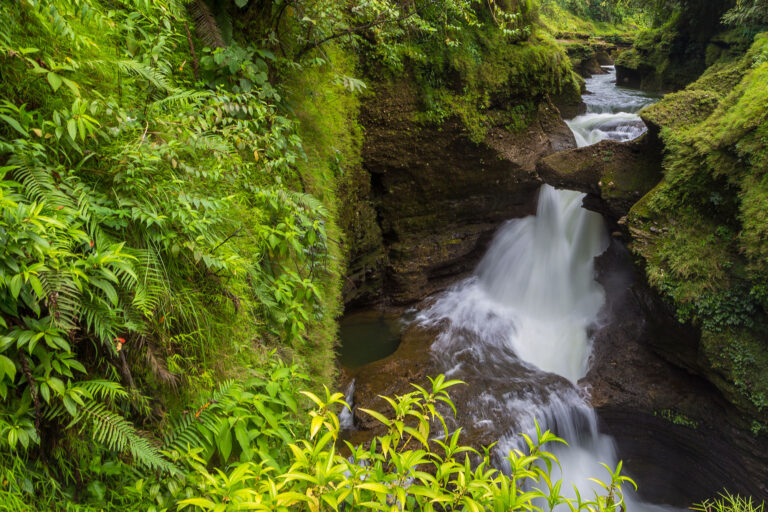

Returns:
614,1,750,92
626,33,768,427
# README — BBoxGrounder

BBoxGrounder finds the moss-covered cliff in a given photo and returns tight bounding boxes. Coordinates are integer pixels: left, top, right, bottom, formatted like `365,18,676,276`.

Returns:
344,19,587,305
627,34,768,427
614,0,746,91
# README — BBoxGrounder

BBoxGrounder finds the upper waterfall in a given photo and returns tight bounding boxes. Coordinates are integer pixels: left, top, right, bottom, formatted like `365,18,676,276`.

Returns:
566,66,658,148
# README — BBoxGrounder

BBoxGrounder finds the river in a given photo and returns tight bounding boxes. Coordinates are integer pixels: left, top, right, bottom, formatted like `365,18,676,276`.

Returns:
341,66,675,509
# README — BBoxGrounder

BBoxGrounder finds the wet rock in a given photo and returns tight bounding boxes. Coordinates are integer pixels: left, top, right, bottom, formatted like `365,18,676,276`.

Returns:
344,321,575,452
614,1,742,92
587,240,768,503
536,136,662,221
358,80,576,304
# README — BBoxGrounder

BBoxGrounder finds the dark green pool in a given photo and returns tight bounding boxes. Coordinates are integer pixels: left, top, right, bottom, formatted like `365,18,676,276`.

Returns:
338,310,402,370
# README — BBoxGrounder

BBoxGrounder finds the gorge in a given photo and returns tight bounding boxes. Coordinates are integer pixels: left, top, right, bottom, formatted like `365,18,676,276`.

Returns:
340,64,768,505
3,0,768,509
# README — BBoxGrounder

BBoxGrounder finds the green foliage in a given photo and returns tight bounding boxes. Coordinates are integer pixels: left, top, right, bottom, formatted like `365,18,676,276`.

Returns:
693,491,765,512
613,0,748,91
654,409,699,428
414,30,579,142
2,361,645,510
136,373,637,512
723,0,768,29
0,0,342,495
629,33,768,417
539,0,650,29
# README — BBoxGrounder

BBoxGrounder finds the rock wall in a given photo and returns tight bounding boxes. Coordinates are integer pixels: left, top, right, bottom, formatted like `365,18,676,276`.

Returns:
588,241,768,503
614,1,741,92
350,79,576,305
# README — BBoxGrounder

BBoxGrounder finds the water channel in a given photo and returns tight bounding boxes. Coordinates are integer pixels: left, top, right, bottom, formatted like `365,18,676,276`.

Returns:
340,66,675,509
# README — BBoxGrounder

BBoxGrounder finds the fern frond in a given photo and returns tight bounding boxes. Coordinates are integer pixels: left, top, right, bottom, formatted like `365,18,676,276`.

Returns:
162,379,239,452
188,0,225,49
75,400,175,472
86,60,178,93
130,248,167,317
11,161,74,210
151,89,212,110
39,272,82,331
80,296,121,346
282,189,329,219
78,379,131,403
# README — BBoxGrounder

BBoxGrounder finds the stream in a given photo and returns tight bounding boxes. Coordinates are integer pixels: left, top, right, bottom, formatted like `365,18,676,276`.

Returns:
413,66,671,510
341,66,676,508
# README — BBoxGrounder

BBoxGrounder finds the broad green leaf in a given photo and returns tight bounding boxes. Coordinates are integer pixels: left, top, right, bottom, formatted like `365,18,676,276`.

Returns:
47,72,62,92
0,355,16,381
178,497,216,510
67,119,77,140
0,115,28,137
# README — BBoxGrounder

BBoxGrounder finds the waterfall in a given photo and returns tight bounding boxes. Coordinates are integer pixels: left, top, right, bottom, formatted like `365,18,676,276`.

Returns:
339,379,356,431
419,186,607,383
566,66,658,147
414,66,673,511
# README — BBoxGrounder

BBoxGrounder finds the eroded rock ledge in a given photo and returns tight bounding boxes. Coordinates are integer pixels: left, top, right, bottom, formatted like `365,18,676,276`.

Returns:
536,135,662,220
352,80,576,305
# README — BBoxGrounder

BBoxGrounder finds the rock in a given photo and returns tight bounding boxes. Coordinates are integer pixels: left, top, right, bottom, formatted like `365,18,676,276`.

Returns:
358,80,576,304
558,38,624,78
614,1,743,92
344,321,576,452
341,239,768,503
586,240,768,503
536,136,663,221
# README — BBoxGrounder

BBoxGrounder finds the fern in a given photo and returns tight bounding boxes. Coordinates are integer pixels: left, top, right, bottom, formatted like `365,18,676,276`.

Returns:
78,379,131,403
150,89,212,110
73,399,176,473
11,160,73,210
130,248,167,317
39,273,82,331
188,0,226,49
87,59,179,93
162,379,239,453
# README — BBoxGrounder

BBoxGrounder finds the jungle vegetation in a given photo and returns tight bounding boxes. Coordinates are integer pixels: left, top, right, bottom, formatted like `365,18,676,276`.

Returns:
0,0,766,510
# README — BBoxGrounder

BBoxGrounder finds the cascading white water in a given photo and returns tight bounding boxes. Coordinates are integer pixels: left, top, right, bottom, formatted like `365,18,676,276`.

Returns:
339,379,356,431
566,66,658,147
416,66,674,511
476,186,608,382
420,186,607,383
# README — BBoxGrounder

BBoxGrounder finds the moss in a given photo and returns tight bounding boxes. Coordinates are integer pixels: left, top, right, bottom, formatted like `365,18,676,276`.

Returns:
654,409,699,429
538,1,642,38
410,25,580,142
627,33,768,421
281,45,375,384
614,48,641,69
701,328,768,414
615,4,751,91
641,89,723,130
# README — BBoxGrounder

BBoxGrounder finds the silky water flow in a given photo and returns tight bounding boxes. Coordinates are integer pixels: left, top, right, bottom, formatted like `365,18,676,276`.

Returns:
414,66,672,511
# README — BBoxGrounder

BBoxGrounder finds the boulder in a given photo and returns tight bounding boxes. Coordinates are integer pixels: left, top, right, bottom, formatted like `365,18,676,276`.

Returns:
536,136,662,220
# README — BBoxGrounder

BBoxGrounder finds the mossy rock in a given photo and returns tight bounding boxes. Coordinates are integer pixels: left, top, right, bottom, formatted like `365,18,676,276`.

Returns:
536,136,662,220
615,2,743,91
641,89,723,131
625,33,768,424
